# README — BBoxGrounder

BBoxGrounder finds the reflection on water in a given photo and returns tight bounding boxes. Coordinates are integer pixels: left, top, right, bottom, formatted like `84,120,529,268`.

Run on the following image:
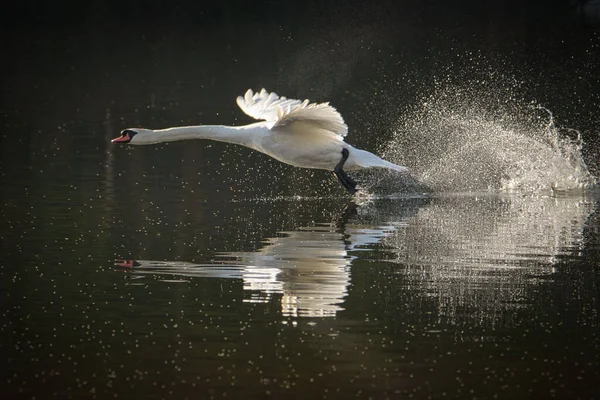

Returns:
117,203,403,317
218,225,356,317
366,194,596,330
118,193,595,326
384,194,591,267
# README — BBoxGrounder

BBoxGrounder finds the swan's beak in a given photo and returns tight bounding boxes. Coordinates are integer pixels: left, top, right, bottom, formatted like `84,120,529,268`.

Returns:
111,134,130,143
112,129,136,143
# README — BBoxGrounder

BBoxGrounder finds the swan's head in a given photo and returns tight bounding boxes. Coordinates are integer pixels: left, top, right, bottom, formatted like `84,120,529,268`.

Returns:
112,128,157,145
112,129,139,144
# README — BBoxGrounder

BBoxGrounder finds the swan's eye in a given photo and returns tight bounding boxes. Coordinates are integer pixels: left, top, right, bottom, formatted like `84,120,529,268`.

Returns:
122,129,137,139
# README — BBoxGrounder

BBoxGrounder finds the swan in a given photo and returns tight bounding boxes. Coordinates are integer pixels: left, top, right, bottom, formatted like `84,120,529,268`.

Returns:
112,89,408,194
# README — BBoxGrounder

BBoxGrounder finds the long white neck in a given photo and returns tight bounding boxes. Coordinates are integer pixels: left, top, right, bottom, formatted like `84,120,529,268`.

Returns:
136,123,268,149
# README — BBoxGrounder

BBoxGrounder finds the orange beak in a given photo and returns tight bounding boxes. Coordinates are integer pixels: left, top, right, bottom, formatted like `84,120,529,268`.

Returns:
111,133,130,143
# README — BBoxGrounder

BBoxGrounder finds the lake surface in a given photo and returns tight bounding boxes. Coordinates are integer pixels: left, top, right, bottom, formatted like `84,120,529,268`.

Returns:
2,3,600,399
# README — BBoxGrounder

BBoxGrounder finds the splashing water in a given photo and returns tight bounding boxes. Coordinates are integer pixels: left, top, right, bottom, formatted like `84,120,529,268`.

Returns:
382,86,597,193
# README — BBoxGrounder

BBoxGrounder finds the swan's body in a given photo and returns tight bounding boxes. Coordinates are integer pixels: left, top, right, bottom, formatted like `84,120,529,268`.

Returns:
112,89,408,193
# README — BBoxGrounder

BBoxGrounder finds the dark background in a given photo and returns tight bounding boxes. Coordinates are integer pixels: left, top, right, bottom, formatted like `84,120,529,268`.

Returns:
1,0,599,183
1,3,599,399
0,0,596,28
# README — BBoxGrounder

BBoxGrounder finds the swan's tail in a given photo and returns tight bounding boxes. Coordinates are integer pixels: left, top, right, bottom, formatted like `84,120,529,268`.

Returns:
352,148,409,173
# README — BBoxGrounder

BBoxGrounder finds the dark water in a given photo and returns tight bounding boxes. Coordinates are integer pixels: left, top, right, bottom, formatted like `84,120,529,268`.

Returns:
2,2,600,399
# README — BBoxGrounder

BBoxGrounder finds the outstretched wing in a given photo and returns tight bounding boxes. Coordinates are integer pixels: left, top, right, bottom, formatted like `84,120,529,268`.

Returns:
236,89,348,138
236,89,302,122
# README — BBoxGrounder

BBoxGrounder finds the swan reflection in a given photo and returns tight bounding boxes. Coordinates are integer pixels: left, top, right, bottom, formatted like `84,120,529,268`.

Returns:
116,203,408,317
219,224,392,317
117,193,595,323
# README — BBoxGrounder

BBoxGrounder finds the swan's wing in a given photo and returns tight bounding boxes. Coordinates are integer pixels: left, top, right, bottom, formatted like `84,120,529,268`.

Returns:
236,89,302,122
236,89,348,138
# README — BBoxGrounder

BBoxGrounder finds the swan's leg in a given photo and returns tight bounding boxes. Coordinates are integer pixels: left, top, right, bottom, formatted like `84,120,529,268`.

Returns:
333,170,357,194
333,148,358,195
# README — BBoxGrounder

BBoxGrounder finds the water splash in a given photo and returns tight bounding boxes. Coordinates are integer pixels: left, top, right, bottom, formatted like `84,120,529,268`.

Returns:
382,85,597,193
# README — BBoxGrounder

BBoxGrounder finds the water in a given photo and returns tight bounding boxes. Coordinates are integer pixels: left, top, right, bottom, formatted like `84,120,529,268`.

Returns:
2,3,600,399
382,83,596,193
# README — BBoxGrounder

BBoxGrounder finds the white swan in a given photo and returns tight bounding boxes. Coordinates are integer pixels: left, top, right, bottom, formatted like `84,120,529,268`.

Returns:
112,89,408,194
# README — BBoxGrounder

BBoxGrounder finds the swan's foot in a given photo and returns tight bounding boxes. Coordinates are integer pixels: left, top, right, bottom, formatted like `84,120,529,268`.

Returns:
333,148,358,195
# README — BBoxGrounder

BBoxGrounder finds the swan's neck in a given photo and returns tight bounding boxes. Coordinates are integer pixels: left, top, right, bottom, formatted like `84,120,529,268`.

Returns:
137,123,267,148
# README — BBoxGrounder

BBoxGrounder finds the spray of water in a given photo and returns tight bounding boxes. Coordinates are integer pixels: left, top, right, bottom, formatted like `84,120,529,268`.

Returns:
382,84,597,194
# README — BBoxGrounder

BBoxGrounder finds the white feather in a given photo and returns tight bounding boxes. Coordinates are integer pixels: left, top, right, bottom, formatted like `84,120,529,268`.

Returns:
236,89,348,137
